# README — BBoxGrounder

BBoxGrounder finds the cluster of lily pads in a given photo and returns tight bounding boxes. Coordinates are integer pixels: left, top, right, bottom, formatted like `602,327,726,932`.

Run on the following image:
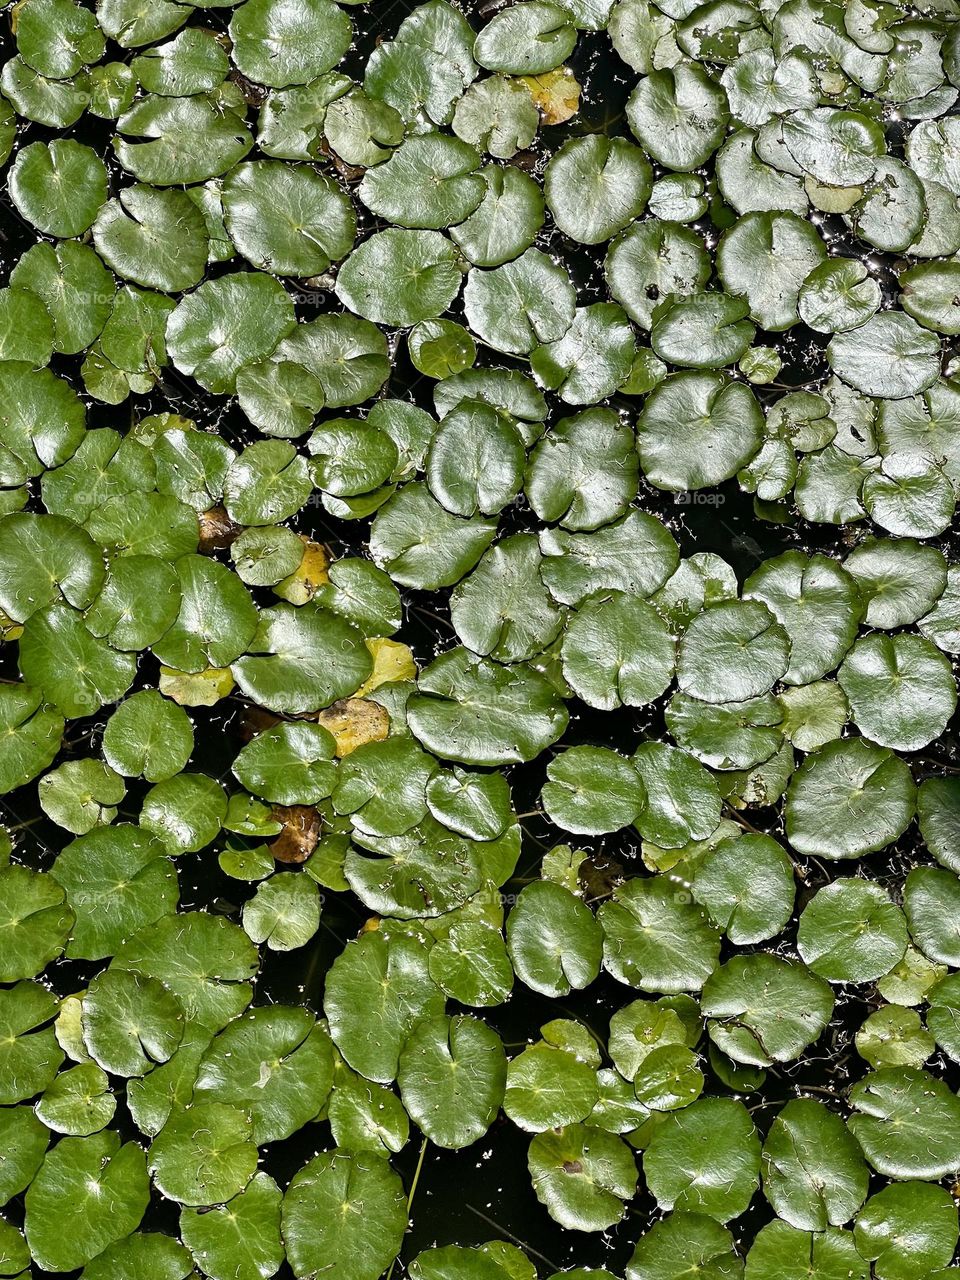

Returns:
3,0,960,1276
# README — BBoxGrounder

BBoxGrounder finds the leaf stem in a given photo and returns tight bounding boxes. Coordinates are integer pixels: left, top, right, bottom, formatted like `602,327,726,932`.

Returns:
385,1137,428,1280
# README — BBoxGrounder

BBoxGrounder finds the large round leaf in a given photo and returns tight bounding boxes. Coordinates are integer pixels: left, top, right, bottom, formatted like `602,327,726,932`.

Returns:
528,1124,637,1232
398,1013,506,1148
847,1067,960,1179
797,879,908,983
231,604,372,715
761,1099,868,1231
637,372,764,490
224,160,355,275
24,1133,149,1271
193,1006,333,1144
408,647,569,765
337,229,462,328
52,824,177,960
643,1098,759,1222
785,738,916,860
282,1150,406,1280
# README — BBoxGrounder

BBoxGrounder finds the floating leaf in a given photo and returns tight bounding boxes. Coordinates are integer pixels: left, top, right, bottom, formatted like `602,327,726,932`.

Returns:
282,1150,406,1280
643,1098,759,1222
23,1139,145,1272
528,1124,637,1232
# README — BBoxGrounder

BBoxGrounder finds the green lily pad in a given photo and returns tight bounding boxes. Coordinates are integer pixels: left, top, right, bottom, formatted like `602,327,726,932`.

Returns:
338,229,462,328
474,3,577,75
856,1005,934,1070
0,685,63,795
637,372,764,491
507,881,603,997
102,691,194,783
371,483,498,586
140,772,227,854
677,600,790,704
856,1182,958,1280
9,140,108,238
93,186,209,293
643,1098,759,1222
10,240,115,356
847,1067,960,1179
545,136,651,244
18,602,137,718
115,91,253,185
360,132,482,229
528,1124,637,1232
464,248,575,356
798,879,908,983
81,967,184,1078
194,1006,332,1143
451,165,544,266
234,722,336,806
328,1059,409,1156
242,873,321,951
38,758,124,833
0,982,62,1106
599,875,721,992
531,304,636,406
785,738,916,860
0,1106,48,1207
166,273,295,395
111,911,258,1033
24,1132,149,1271
180,1170,284,1280
131,27,229,95
542,746,646,836
282,1150,406,1280
651,291,754,369
0,865,73,982
692,834,795,944
16,0,105,78
828,312,940,399
838,633,956,752
743,1222,867,1280
904,865,960,966
228,0,352,87
325,930,444,1083
701,954,834,1066
846,537,948,633
428,919,514,1007
148,1101,257,1207
743,551,863,686
398,1013,505,1148
224,160,355,275
408,647,568,765
626,1212,742,1280
761,1099,868,1231
539,509,678,606
561,592,674,710
632,743,723,850
453,74,539,159
35,1062,115,1137
451,534,563,663
78,1234,190,1280
231,603,372,715
426,401,524,518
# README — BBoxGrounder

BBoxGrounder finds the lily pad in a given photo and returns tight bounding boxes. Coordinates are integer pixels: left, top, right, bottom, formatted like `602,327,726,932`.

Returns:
282,1150,406,1280
24,1133,149,1272
643,1098,760,1222
398,1013,506,1148
528,1124,637,1232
